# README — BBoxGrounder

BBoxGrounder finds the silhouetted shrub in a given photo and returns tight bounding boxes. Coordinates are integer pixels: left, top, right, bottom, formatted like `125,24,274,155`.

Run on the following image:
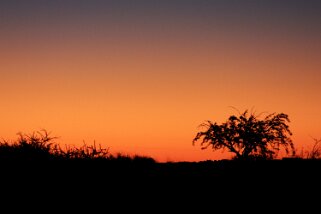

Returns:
52,142,110,160
0,130,155,163
0,130,57,160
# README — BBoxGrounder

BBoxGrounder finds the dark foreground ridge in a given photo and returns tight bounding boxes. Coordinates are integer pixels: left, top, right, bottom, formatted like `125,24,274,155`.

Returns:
2,158,320,208
1,131,320,198
2,158,321,180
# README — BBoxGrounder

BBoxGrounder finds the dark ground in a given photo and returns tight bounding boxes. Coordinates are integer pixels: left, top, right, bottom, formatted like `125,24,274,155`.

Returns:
2,158,320,180
1,158,319,210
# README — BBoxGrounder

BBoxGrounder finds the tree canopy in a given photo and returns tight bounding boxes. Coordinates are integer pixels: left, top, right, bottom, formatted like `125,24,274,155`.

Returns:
193,110,295,160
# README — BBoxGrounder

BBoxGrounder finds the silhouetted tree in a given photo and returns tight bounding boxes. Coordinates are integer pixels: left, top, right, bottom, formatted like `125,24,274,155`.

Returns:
193,110,295,160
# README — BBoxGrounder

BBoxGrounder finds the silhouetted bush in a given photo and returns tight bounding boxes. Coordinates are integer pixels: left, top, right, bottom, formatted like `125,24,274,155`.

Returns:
0,130,56,160
0,130,155,163
52,142,110,160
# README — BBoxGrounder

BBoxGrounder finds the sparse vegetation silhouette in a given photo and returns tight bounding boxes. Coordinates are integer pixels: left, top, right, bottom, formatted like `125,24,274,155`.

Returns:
193,110,295,160
0,128,320,180
0,130,154,163
295,138,321,159
0,130,58,160
306,138,321,159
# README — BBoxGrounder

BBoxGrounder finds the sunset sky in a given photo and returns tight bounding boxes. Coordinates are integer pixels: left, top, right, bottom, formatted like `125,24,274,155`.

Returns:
1,0,321,162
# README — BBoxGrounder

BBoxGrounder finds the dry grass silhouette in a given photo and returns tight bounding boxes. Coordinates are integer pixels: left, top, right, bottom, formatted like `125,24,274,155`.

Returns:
295,138,321,159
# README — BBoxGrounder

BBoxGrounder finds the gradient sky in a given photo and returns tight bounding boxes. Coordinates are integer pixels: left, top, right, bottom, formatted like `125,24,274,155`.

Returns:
1,0,321,162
